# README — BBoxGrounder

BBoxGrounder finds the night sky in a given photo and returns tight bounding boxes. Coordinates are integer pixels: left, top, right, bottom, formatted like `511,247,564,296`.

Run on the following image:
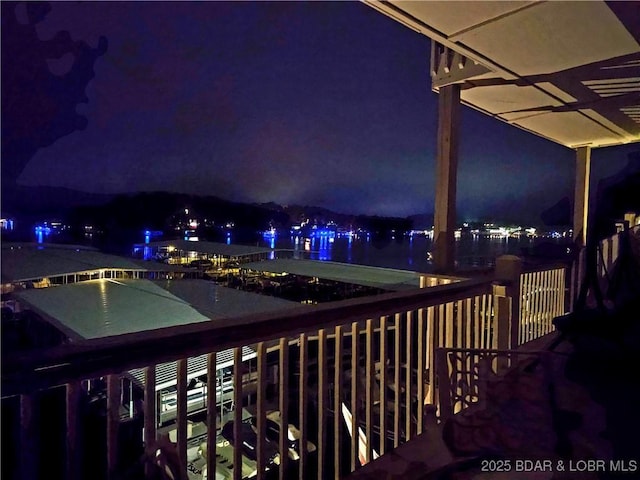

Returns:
2,1,638,222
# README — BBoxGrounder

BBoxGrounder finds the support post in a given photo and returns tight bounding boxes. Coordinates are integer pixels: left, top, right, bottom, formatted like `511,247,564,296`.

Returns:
573,146,591,247
494,255,523,352
433,84,461,273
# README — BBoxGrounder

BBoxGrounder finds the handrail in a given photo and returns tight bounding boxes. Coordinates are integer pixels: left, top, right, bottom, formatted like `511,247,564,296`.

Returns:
2,277,492,397
522,261,570,274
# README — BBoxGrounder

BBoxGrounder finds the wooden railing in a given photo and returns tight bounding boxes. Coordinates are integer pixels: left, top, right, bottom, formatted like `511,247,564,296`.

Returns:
569,224,639,308
517,266,565,345
492,256,566,349
1,262,567,480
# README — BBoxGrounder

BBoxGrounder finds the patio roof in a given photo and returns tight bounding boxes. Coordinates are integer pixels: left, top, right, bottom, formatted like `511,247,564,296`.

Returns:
365,0,640,148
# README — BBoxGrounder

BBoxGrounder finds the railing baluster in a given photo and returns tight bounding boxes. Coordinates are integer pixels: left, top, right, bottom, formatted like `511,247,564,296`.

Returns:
318,329,328,480
393,313,401,448
464,299,472,401
514,273,531,346
365,318,374,461
404,311,413,442
298,334,308,480
207,354,217,480
542,271,551,335
144,366,157,450
473,296,480,349
279,337,290,480
557,268,564,324
520,273,527,345
379,315,388,453
484,294,491,348
483,294,490,348
177,359,188,477
554,268,561,328
536,271,543,339
426,306,435,405
446,302,454,348
334,325,344,479
438,304,445,347
106,374,120,480
350,321,360,471
531,271,539,340
551,269,559,328
233,348,243,480
530,273,535,343
542,271,548,337
66,380,82,480
558,268,563,318
416,309,425,435
490,294,497,350
256,343,267,480
454,300,463,411
455,300,462,349
538,270,549,337
548,270,555,329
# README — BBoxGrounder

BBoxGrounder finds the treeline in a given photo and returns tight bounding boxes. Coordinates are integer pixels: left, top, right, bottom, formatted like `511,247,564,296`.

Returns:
68,191,413,240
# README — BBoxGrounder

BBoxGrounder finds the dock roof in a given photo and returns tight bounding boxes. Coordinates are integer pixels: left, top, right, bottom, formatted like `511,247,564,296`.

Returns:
241,258,422,291
15,279,210,340
15,278,301,390
1,243,147,283
153,279,301,319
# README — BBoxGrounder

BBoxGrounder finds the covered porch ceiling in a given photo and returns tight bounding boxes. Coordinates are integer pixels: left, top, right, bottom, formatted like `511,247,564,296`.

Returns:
365,1,640,149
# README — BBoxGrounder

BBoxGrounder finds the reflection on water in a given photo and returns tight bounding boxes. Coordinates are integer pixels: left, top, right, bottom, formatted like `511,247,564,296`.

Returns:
257,234,562,272
31,228,569,272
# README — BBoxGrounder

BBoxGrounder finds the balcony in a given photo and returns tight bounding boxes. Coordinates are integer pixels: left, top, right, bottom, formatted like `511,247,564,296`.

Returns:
3,2,638,479
2,252,574,480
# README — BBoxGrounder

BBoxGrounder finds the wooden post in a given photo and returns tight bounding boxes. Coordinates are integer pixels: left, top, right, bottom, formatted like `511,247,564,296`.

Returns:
365,319,374,461
573,146,591,247
317,329,328,480
433,84,461,273
206,354,217,480
379,316,388,454
233,348,243,480
393,314,401,449
279,338,289,480
494,255,523,350
177,359,188,476
298,335,308,480
334,326,344,479
404,312,413,442
350,322,360,471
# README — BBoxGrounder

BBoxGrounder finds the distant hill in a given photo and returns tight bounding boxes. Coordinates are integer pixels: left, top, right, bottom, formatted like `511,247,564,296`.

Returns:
3,188,413,236
407,213,434,230
540,196,571,228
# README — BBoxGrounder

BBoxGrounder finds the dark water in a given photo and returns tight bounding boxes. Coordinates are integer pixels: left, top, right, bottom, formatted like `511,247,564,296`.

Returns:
252,233,561,272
